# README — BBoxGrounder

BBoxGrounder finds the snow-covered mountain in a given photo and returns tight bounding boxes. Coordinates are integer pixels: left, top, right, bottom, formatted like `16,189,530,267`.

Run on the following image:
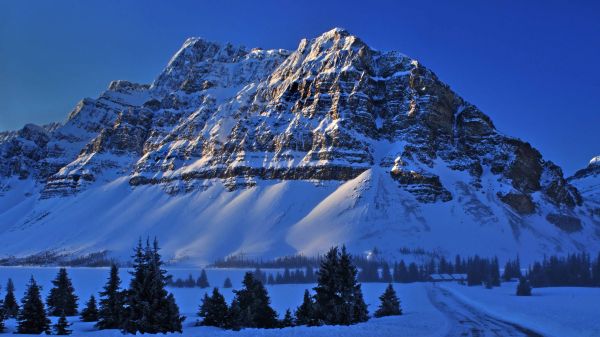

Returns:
1,28,598,264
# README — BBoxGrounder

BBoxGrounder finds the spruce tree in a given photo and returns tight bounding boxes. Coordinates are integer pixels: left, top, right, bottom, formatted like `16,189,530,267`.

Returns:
96,263,125,329
374,284,402,317
46,268,78,316
280,309,294,328
516,277,532,296
313,246,368,325
197,269,210,288
223,277,233,288
4,278,19,318
294,289,316,326
231,272,278,328
122,238,184,334
197,288,228,328
53,312,72,335
16,277,50,335
80,295,99,322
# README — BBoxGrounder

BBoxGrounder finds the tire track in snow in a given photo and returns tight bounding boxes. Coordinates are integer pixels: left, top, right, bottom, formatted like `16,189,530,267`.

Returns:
426,284,544,337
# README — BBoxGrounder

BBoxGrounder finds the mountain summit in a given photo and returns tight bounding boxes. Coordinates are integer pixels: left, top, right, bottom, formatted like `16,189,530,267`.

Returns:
0,29,597,264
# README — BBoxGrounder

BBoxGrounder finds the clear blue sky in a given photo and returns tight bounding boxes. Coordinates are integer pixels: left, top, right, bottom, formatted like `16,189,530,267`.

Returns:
0,0,598,174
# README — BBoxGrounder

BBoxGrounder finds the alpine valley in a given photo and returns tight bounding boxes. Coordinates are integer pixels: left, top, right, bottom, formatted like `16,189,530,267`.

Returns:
1,28,598,265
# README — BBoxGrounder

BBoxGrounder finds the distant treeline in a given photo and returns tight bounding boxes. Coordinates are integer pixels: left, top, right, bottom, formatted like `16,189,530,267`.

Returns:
0,251,120,267
527,253,600,288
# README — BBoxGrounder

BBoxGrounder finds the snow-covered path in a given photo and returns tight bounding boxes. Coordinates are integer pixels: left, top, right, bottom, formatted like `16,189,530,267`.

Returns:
427,285,544,337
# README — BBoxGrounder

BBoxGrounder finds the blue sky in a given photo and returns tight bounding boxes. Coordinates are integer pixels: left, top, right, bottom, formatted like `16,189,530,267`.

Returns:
0,0,598,174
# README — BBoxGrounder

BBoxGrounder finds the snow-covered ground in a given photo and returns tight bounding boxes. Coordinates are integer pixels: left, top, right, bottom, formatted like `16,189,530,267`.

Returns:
2,266,599,336
440,281,600,337
0,267,447,337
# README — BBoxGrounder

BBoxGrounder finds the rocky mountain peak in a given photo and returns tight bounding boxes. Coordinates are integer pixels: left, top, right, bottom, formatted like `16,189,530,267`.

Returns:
0,29,597,263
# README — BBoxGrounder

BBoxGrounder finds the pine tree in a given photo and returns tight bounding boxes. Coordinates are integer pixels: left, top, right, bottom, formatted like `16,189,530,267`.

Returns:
280,309,294,328
374,284,402,318
46,268,78,316
231,272,278,328
294,289,316,326
53,312,72,335
4,278,19,318
122,238,184,334
516,277,532,296
197,288,228,328
223,277,233,288
80,295,99,322
16,277,50,335
197,269,210,288
96,263,125,329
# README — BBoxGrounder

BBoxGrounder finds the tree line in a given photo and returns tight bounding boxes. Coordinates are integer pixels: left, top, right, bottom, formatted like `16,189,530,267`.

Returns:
0,238,184,335
0,242,403,334
198,246,402,330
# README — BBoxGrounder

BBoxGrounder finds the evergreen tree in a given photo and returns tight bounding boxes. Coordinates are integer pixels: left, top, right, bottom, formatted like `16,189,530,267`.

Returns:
4,278,19,318
223,277,233,288
225,299,242,331
516,277,532,296
393,261,408,283
374,284,402,318
53,313,72,335
122,238,184,334
16,277,50,335
196,269,210,288
294,289,316,326
0,300,4,332
381,262,392,283
80,295,99,322
96,263,125,329
231,272,278,328
280,309,294,328
197,288,228,328
47,268,78,316
313,246,368,325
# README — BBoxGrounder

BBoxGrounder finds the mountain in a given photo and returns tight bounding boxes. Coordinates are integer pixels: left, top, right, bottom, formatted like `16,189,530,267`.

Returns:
0,28,598,265
568,156,600,220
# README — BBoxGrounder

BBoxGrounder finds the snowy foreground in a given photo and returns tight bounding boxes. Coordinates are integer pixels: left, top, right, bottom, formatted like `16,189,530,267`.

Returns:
0,267,599,336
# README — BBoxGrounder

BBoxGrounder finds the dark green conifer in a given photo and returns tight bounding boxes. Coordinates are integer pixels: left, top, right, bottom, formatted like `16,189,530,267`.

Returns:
80,295,99,322
231,272,278,328
516,277,532,296
3,278,19,318
197,288,228,328
294,289,316,326
16,277,50,335
53,312,72,335
47,268,78,316
374,284,402,317
197,269,210,288
96,263,125,329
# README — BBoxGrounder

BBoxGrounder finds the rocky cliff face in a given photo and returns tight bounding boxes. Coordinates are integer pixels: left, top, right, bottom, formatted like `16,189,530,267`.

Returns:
0,29,597,263
569,156,600,219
